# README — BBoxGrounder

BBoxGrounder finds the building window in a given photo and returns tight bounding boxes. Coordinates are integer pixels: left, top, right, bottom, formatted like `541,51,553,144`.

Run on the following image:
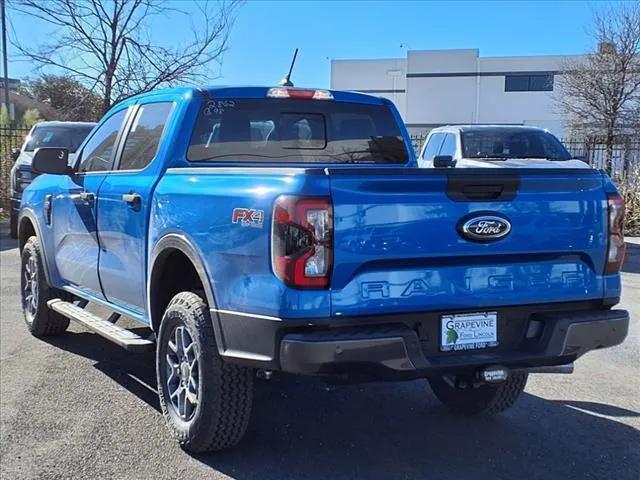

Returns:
505,74,554,92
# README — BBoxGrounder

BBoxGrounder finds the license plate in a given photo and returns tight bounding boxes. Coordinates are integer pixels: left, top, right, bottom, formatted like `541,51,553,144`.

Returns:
440,311,498,352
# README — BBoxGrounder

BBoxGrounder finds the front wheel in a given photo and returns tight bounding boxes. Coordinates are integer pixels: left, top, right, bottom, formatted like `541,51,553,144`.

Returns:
428,372,528,415
21,237,70,336
156,291,254,453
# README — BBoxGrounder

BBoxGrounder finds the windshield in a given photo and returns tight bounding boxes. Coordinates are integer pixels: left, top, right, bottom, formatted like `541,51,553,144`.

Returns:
188,98,408,164
24,125,95,153
461,129,571,161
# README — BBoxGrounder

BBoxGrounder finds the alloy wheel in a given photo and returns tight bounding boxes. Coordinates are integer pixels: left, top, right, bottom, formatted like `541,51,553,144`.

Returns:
22,254,38,321
165,325,200,421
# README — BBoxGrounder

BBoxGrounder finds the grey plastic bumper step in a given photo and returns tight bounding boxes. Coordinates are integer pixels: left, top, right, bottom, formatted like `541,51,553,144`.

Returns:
48,299,154,352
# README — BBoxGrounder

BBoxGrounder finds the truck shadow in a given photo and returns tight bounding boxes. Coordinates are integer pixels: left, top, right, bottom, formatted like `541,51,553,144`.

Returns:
46,331,640,480
622,241,640,274
0,228,18,252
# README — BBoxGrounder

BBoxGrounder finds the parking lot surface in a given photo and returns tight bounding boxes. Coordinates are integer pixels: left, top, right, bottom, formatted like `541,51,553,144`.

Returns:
1,225,638,480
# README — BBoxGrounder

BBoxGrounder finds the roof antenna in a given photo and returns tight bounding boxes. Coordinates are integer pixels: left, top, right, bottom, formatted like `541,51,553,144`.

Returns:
279,48,299,87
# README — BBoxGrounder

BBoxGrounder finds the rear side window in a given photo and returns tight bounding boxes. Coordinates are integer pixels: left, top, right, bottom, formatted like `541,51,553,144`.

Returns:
119,102,173,171
78,109,128,172
188,99,408,164
422,133,445,160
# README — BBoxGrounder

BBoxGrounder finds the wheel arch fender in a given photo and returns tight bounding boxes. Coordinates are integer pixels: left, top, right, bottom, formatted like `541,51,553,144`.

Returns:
148,233,226,352
18,209,52,284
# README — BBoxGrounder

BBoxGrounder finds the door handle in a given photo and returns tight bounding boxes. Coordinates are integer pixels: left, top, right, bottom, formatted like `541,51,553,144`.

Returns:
122,193,142,209
79,191,95,203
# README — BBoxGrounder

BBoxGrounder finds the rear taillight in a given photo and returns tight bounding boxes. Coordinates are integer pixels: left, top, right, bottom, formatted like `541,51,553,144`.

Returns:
271,196,333,289
605,193,626,274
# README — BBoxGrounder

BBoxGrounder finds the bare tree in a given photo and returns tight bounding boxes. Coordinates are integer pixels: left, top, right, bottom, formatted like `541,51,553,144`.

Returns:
556,2,640,175
10,0,241,114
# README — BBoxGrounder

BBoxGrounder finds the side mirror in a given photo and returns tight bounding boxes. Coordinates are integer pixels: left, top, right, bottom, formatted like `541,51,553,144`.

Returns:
10,148,21,161
32,148,71,175
433,155,456,168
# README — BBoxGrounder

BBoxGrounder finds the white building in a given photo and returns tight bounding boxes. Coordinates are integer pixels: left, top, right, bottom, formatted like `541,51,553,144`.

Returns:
331,49,582,137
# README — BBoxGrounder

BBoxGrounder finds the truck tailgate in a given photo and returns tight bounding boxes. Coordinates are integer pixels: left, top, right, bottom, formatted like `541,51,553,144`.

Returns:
328,168,607,317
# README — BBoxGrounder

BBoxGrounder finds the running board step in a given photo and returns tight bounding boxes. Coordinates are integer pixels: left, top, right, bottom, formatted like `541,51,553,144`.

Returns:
47,299,154,352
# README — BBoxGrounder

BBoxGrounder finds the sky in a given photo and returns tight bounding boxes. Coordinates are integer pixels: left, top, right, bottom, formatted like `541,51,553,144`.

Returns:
6,0,604,89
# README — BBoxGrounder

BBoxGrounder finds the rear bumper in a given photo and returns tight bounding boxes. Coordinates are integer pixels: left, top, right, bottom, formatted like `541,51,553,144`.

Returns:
214,302,629,379
279,309,629,378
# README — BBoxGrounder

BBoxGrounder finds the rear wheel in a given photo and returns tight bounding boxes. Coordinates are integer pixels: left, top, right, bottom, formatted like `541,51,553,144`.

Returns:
428,372,528,415
156,291,253,452
21,237,70,336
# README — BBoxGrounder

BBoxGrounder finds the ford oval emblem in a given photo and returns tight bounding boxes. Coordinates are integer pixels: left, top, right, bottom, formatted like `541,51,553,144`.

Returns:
459,214,511,242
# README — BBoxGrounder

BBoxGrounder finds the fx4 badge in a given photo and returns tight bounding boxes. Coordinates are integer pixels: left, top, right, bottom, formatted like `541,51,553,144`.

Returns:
232,208,265,228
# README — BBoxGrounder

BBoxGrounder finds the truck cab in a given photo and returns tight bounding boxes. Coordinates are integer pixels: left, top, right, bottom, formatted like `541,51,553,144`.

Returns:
418,125,590,169
17,86,629,453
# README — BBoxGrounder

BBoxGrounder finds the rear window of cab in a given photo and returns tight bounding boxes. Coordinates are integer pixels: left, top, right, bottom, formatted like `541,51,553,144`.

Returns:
187,98,408,164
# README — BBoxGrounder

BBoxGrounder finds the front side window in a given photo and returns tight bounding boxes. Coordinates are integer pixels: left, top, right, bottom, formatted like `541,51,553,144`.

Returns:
422,133,445,161
439,134,457,157
24,125,94,153
119,102,173,171
461,129,571,161
188,99,408,164
77,109,128,172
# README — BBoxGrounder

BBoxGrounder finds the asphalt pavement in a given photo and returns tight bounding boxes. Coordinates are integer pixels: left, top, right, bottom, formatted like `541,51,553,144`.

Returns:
0,225,638,480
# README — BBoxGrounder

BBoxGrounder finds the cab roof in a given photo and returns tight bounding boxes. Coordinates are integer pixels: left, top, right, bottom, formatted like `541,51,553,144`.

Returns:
430,125,549,134
121,85,386,106
202,86,384,104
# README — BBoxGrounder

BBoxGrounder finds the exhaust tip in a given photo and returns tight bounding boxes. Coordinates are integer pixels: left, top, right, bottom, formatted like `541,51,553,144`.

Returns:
526,363,575,374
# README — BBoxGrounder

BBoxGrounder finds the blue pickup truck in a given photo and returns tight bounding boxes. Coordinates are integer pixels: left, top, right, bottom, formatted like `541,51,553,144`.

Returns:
18,86,629,452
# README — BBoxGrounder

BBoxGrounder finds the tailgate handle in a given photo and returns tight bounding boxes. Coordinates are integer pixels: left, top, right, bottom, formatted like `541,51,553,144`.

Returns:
447,175,520,202
462,184,504,200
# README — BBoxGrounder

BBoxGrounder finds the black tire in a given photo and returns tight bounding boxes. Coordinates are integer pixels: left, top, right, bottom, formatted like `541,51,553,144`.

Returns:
21,236,70,336
9,211,18,239
429,372,528,415
156,291,253,453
